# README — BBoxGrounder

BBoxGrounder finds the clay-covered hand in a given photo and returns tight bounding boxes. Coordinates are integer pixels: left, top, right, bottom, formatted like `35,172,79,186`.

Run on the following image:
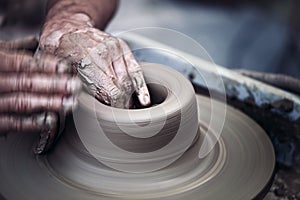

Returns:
40,13,150,108
0,46,81,154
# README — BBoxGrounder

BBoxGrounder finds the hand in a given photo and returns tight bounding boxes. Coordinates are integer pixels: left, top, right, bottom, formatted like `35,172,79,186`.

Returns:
40,13,151,108
0,42,81,154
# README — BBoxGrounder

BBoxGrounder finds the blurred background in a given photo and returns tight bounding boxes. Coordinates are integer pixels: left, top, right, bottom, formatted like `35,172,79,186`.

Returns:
1,0,300,78
108,0,300,78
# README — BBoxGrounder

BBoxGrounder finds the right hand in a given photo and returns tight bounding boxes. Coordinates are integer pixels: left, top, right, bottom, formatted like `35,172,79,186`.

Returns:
0,45,81,154
39,13,151,108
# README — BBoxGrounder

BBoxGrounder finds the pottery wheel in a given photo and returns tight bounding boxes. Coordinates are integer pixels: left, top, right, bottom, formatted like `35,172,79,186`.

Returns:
0,64,275,200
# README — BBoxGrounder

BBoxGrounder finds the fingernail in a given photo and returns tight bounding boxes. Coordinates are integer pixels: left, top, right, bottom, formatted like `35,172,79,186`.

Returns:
139,93,151,106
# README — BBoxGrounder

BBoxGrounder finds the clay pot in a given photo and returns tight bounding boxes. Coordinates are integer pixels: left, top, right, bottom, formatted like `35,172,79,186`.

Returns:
73,62,199,173
0,63,275,199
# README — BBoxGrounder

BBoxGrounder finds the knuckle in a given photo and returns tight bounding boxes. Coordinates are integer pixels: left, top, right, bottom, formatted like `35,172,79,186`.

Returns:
117,38,127,46
128,66,142,74
120,78,134,94
129,70,143,81
95,42,107,52
130,72,147,90
80,57,92,69
86,83,98,95
125,57,140,69
101,51,110,60
105,37,119,46
109,87,124,108
77,67,96,85
108,86,132,108
96,88,110,104
105,37,122,57
95,45,109,59
109,87,122,100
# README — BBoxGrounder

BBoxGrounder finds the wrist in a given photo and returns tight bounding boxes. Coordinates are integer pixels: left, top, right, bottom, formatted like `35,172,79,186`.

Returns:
40,12,94,53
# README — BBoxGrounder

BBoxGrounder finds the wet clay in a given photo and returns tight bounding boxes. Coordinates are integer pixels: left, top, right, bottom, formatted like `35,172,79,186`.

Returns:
0,63,275,200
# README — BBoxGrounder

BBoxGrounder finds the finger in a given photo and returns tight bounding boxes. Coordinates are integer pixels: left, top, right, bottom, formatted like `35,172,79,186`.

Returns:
83,31,117,79
89,42,121,106
0,112,59,154
89,43,117,79
105,37,134,108
76,60,124,108
0,35,38,51
78,65,125,108
0,73,81,94
58,32,128,108
0,113,49,133
34,112,59,154
0,50,73,74
0,93,76,113
119,39,151,106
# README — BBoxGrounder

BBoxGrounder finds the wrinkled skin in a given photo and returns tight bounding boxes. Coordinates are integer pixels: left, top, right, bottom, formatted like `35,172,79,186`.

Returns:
40,13,151,108
0,40,81,154
0,11,150,154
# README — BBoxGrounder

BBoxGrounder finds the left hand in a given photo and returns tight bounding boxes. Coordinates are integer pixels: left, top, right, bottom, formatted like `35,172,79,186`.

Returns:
40,13,151,108
0,40,81,154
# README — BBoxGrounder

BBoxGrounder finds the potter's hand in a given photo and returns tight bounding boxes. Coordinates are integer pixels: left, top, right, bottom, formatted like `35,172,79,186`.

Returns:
40,14,151,108
0,46,81,154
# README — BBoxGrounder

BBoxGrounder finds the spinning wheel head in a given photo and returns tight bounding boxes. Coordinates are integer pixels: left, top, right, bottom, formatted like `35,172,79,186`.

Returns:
0,63,275,200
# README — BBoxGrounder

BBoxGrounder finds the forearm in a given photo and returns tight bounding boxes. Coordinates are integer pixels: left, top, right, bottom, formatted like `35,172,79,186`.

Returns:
45,0,118,29
40,0,118,53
